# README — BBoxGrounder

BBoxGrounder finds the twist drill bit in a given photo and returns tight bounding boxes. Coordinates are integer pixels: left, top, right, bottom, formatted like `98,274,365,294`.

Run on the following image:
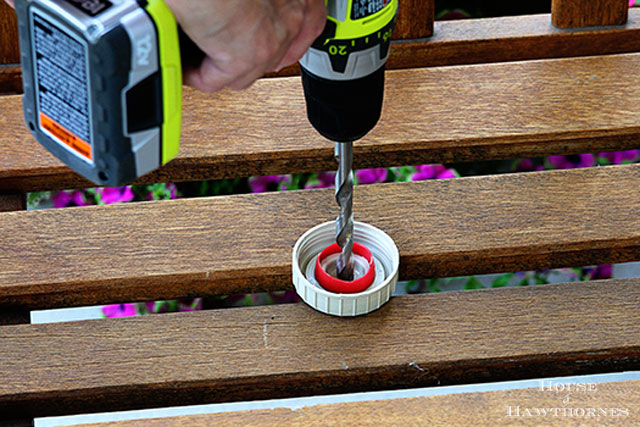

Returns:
335,141,354,281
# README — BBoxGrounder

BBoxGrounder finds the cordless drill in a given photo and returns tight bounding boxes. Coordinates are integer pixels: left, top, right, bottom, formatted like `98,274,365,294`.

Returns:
300,0,397,280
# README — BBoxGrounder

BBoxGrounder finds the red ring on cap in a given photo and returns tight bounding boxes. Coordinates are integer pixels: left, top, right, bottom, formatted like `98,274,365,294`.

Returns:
315,242,375,294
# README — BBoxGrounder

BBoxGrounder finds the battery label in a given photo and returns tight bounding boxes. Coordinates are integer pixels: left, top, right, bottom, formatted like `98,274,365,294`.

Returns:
351,0,389,20
32,13,93,162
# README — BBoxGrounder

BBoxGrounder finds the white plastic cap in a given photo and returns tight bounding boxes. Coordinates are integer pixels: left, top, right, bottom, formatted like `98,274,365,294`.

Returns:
292,221,400,316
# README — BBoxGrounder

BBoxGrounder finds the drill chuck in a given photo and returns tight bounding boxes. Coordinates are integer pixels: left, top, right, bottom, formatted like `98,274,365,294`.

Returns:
301,66,385,142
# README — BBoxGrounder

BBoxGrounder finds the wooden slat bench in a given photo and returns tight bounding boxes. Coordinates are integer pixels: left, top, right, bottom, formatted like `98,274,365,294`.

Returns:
1,165,640,309
4,53,640,192
71,379,640,426
2,0,640,425
3,280,640,418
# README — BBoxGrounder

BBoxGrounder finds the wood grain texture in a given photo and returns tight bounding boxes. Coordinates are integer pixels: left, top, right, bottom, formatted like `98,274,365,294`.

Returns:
2,164,640,309
0,2,19,65
78,380,640,426
552,0,628,28
4,9,640,90
0,0,432,93
391,11,640,69
0,191,31,426
249,10,640,78
0,193,25,212
1,279,639,418
394,0,433,39
0,193,29,326
0,65,22,95
0,0,433,66
7,12,640,91
4,52,640,192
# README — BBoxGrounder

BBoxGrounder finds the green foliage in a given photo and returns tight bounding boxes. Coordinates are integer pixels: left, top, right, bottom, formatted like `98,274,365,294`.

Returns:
133,183,177,201
491,273,514,288
27,192,49,209
285,173,314,191
388,166,416,182
187,178,249,197
405,279,442,294
83,188,101,204
464,276,484,290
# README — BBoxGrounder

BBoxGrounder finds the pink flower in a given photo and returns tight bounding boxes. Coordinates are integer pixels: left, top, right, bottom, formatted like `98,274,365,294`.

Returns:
515,158,534,172
249,175,290,193
102,303,137,318
269,290,301,304
411,164,457,181
355,168,387,185
178,298,203,312
598,150,639,165
584,265,613,280
52,190,87,208
630,0,635,7
304,172,336,189
98,186,135,204
514,158,545,172
145,302,160,313
547,154,595,169
168,183,178,199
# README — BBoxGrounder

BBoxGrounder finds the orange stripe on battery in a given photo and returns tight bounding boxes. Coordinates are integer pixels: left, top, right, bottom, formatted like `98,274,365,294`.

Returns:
39,112,92,161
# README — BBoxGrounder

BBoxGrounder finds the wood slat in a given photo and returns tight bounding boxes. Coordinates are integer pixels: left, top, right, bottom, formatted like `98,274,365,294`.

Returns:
78,380,640,426
392,11,640,69
394,0,433,39
1,279,639,418
552,0,628,28
0,0,20,94
2,164,640,309
0,190,32,427
0,193,25,212
0,2,19,65
0,0,433,67
0,0,434,94
8,11,640,93
5,9,640,88
0,65,22,95
272,10,640,78
6,8,640,95
3,52,640,192
0,193,30,326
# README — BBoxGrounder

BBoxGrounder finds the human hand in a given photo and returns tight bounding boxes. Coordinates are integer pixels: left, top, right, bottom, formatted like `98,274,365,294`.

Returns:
2,0,326,92
166,0,326,92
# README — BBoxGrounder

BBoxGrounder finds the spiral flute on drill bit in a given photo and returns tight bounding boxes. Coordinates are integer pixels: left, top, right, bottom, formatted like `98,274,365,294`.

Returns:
299,0,397,284
335,142,354,280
